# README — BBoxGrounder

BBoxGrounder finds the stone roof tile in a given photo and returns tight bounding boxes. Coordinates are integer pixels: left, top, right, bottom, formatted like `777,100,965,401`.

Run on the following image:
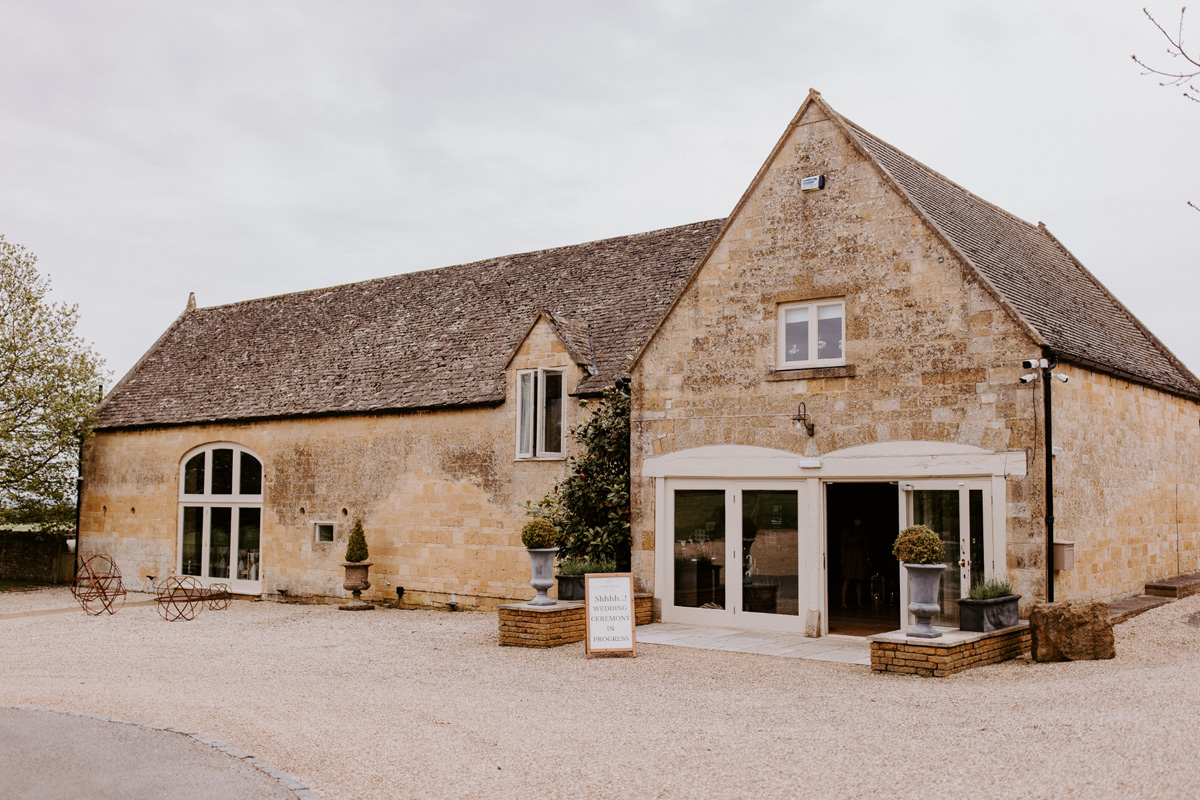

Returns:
844,118,1200,399
98,220,724,429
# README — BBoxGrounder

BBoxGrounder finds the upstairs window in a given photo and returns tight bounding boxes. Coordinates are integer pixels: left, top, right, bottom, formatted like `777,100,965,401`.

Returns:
516,368,565,459
778,299,845,368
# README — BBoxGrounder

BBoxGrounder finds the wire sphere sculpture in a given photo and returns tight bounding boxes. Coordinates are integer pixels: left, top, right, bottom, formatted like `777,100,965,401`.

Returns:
205,583,232,611
155,575,207,621
71,554,127,616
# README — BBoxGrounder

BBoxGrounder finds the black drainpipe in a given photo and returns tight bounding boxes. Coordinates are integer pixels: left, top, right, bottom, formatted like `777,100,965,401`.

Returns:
1042,353,1056,603
74,384,103,571
73,433,84,574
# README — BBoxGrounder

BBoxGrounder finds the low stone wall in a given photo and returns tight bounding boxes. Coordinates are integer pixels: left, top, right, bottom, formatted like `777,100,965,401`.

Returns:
869,623,1030,677
498,594,652,648
0,530,74,583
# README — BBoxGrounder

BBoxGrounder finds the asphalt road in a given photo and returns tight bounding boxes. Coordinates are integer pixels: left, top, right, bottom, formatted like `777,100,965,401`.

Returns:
0,707,304,800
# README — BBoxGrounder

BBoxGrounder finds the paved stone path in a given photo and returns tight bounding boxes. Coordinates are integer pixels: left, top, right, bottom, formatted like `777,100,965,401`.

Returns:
0,600,156,621
0,707,318,800
636,621,872,664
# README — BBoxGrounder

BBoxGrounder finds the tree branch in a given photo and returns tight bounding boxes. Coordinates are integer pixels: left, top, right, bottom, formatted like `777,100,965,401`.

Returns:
1132,6,1200,102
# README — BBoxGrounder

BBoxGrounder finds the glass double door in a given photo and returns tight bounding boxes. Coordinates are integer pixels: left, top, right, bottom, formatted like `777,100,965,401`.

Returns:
900,480,989,629
670,483,802,631
180,504,262,594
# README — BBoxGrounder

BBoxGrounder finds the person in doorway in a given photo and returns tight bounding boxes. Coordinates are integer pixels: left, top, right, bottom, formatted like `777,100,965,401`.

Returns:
841,517,870,608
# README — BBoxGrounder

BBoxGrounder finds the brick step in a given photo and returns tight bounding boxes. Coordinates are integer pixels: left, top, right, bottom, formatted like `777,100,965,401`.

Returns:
1144,571,1200,599
1108,594,1173,625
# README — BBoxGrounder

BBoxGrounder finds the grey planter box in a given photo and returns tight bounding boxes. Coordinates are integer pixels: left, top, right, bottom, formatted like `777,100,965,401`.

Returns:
556,574,585,602
956,594,1021,632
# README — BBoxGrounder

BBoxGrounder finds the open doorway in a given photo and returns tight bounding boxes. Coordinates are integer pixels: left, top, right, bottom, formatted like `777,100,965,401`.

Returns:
826,483,900,636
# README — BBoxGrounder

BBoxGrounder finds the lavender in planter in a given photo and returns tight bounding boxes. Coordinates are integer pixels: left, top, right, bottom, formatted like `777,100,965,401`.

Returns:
956,578,1021,632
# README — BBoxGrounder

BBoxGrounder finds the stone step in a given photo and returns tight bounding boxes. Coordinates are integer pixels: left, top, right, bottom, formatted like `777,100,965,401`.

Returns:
1108,594,1173,626
1144,571,1200,599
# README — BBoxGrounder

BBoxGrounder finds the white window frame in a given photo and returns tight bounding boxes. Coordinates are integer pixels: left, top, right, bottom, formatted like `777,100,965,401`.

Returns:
314,522,335,544
178,443,265,594
777,299,846,369
515,367,566,460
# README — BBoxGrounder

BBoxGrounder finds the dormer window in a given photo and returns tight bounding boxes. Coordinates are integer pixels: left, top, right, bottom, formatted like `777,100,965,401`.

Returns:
516,368,565,459
778,299,845,369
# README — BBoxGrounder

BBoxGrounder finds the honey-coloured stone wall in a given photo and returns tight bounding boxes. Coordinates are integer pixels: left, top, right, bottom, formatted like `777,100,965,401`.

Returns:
82,317,589,607
630,99,1045,602
1050,364,1200,600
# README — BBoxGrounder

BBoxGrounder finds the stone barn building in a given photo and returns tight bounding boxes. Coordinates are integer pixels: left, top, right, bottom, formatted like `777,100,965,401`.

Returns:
83,222,719,605
83,90,1200,635
630,91,1200,636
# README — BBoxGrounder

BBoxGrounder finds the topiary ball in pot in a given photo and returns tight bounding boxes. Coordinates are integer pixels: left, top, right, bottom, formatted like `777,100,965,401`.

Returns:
521,518,559,550
892,524,944,565
521,518,559,606
345,518,370,563
894,524,945,639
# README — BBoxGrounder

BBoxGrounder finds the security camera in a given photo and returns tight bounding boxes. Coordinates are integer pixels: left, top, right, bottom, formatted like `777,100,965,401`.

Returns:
1054,373,1069,383
1019,373,1038,384
1021,358,1047,370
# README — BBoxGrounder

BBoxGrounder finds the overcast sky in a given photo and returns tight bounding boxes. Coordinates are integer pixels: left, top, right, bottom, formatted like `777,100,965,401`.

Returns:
3,0,1197,383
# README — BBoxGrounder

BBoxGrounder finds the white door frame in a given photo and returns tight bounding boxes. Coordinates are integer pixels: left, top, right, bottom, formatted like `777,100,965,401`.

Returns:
646,442,1025,636
661,479,807,633
177,503,263,595
895,478,995,632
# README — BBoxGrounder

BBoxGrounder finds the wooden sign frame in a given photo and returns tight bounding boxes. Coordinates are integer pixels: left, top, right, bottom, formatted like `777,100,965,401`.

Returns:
584,573,637,658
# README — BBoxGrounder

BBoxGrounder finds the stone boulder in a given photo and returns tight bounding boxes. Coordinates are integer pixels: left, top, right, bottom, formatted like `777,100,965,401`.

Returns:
1029,601,1115,662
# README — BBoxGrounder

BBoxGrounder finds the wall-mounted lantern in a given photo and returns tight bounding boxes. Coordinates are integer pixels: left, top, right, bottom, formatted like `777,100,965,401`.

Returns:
792,402,815,436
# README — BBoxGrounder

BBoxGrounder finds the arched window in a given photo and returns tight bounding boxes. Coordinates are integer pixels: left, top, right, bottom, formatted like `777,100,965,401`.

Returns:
179,444,264,593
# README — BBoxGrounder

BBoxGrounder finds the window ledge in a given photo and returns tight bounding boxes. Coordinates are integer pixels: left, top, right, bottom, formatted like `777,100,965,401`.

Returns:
514,456,567,463
767,364,856,381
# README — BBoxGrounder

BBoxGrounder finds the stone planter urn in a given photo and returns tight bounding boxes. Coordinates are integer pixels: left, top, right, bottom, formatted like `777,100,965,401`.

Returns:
339,561,375,610
904,562,946,638
527,548,559,606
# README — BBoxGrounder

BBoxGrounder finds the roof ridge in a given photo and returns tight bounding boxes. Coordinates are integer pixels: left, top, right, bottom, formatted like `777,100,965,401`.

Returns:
841,108,1197,400
825,104,1047,349
843,118,1042,233
1036,224,1200,396
192,219,726,314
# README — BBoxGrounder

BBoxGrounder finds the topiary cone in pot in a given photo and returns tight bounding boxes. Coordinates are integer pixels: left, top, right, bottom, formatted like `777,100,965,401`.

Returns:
339,518,375,611
893,524,946,638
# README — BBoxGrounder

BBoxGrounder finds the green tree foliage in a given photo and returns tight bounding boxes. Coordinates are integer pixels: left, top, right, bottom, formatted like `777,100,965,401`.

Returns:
0,237,104,530
345,518,370,562
530,381,631,570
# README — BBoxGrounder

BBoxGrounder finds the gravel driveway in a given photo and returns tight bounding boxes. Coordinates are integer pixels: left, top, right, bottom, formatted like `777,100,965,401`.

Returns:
3,587,1198,799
